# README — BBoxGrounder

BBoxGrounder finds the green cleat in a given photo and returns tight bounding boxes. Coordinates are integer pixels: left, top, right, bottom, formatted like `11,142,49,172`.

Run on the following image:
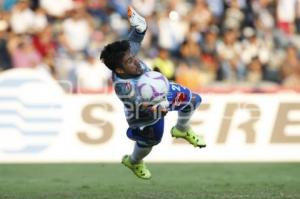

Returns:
121,155,151,180
171,126,206,148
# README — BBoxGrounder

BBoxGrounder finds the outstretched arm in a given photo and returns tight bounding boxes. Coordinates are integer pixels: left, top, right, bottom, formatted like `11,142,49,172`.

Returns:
127,6,147,55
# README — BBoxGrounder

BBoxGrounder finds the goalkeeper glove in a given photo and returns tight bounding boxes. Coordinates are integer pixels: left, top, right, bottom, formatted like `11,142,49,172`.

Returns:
127,6,147,33
142,99,169,116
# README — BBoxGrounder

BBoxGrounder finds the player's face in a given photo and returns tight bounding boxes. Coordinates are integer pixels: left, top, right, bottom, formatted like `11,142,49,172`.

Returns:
119,50,143,77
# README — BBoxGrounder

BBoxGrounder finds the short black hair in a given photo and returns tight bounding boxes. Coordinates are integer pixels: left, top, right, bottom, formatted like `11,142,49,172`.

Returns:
100,40,130,72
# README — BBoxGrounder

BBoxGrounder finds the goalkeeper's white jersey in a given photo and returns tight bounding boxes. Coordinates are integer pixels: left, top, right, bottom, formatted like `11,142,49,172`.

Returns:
112,60,161,128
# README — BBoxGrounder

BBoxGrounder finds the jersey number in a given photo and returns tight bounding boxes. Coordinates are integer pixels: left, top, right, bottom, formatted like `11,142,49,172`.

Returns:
171,84,181,92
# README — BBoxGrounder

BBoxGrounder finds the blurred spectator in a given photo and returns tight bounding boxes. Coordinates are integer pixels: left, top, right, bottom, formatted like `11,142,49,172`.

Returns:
225,0,247,9
109,10,128,37
280,45,300,80
32,7,48,32
32,24,55,58
206,0,224,22
10,0,35,34
176,62,203,90
0,19,12,70
188,0,212,32
75,52,111,93
87,0,110,24
8,35,42,68
276,0,297,35
252,0,275,33
157,8,188,51
141,11,159,51
180,24,202,67
61,7,93,52
153,47,175,80
132,0,156,17
168,0,192,17
283,63,300,87
40,0,73,18
224,0,245,30
241,27,271,65
246,56,265,83
217,28,245,82
109,0,131,17
200,25,220,78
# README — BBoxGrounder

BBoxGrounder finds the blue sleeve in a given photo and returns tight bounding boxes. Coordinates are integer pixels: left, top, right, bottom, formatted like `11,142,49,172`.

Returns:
167,82,193,111
128,27,146,55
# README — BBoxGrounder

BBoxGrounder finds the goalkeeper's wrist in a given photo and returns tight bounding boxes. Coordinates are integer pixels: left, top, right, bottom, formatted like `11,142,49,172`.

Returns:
135,26,147,34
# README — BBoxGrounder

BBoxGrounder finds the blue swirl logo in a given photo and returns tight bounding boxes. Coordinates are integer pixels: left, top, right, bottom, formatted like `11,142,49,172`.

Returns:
0,70,64,153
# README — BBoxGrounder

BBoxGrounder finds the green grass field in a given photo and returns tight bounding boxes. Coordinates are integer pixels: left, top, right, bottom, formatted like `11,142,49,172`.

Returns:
0,163,299,199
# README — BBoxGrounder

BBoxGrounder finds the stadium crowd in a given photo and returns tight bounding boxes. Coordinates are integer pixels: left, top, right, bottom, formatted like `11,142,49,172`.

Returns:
0,0,300,93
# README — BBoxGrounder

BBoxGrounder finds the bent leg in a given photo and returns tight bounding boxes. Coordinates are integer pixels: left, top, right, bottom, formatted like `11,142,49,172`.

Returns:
176,93,202,131
171,92,206,148
126,118,164,162
122,118,165,179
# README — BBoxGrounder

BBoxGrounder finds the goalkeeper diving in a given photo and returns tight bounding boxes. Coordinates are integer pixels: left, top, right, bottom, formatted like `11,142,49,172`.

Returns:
100,6,205,179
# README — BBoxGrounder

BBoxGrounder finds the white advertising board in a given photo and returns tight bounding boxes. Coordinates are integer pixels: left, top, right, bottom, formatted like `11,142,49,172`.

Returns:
0,69,300,162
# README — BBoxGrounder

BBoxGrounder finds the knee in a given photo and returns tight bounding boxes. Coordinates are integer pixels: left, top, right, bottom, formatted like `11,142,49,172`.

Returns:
193,93,202,109
180,93,202,113
127,126,163,147
140,126,163,147
137,139,161,147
